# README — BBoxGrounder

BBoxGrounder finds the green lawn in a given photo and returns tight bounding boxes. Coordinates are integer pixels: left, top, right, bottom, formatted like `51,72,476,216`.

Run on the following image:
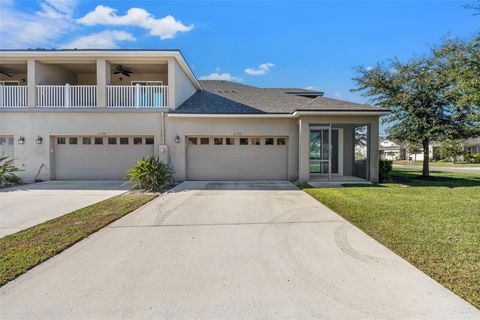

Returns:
0,193,157,286
394,160,480,167
302,169,480,309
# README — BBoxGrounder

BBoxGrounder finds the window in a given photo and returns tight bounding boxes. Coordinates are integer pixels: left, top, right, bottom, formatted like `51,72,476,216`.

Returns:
108,137,117,145
251,138,261,145
225,138,234,145
131,81,163,86
0,138,5,145
57,137,66,144
145,137,154,145
82,137,92,145
265,138,274,145
0,81,20,86
239,138,249,145
7,137,14,145
214,137,223,145
200,137,210,145
277,138,286,145
188,137,198,145
120,137,129,145
133,137,143,145
94,137,104,145
69,137,78,145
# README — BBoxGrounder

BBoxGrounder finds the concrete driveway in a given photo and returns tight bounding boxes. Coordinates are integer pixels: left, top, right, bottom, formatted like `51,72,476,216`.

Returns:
1,181,478,319
0,180,128,237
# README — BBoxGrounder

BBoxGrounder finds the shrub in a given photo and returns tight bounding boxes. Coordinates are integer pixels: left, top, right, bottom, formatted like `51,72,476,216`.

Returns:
465,153,480,163
379,159,393,182
0,156,22,187
126,157,174,192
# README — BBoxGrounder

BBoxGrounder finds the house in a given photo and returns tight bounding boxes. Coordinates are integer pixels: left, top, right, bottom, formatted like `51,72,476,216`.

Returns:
463,138,480,155
379,138,406,160
0,49,388,183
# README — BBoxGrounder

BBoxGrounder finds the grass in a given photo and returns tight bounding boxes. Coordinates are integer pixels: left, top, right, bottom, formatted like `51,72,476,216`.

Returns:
393,160,480,167
302,169,480,309
0,193,157,286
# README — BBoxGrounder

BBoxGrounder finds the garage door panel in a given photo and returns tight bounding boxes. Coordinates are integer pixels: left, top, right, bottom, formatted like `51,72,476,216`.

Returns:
54,137,154,180
187,138,288,181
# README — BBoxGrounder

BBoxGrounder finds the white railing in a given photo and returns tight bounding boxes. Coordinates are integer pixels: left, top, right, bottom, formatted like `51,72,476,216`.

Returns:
107,85,168,108
36,85,96,108
0,86,28,107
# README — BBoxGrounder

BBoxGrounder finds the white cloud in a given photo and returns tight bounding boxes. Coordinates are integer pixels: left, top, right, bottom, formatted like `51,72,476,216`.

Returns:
366,66,374,71
244,62,275,76
334,92,342,98
0,0,77,48
305,86,320,91
60,30,135,49
77,5,193,40
199,73,242,82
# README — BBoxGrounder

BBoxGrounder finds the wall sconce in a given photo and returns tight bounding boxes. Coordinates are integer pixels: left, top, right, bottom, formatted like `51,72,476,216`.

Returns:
18,136,25,144
36,135,43,144
175,135,180,143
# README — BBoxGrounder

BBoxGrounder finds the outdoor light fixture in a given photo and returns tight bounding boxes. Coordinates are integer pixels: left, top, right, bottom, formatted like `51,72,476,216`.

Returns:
18,136,25,144
175,135,180,143
36,135,43,144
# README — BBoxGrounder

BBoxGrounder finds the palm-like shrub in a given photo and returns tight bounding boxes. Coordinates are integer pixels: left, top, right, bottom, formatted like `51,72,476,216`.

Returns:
126,157,174,191
0,156,22,187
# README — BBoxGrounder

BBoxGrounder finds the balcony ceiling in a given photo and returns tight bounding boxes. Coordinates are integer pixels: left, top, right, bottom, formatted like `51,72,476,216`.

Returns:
110,63,167,74
0,64,27,73
56,63,97,73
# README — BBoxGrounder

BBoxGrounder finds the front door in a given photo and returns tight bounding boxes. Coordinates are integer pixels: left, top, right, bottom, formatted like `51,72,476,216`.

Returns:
309,129,339,175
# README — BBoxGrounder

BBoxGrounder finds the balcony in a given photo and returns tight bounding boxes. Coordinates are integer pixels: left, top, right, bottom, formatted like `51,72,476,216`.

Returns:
0,85,28,107
36,85,97,108
106,85,168,108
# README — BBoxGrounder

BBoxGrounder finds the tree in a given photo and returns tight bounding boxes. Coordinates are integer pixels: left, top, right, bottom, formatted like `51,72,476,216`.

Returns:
352,42,479,177
406,143,423,162
439,140,464,163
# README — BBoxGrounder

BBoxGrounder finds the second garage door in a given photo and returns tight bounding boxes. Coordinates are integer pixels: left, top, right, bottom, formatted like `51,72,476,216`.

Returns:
54,136,154,180
186,136,288,181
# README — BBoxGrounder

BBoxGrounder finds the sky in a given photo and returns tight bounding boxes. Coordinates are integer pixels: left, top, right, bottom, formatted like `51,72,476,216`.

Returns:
0,0,478,116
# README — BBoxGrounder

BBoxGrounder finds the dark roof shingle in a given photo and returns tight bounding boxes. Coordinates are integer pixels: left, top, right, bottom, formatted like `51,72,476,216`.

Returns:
174,80,388,114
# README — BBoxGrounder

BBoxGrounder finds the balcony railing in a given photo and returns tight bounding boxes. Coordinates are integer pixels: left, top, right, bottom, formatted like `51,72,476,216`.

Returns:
36,85,97,108
0,86,28,107
107,85,168,108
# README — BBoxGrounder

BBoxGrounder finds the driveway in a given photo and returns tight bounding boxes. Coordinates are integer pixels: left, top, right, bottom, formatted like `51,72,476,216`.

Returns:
1,181,478,319
0,180,128,237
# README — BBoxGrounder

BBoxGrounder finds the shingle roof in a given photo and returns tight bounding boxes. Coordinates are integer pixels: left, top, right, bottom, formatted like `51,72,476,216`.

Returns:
174,80,389,114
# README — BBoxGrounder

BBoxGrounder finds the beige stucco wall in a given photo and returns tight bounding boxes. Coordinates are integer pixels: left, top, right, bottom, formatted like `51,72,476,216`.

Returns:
110,73,168,85
170,59,197,109
166,117,299,181
0,111,163,181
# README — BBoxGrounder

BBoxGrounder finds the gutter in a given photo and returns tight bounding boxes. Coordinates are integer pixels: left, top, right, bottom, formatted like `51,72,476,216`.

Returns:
167,110,390,118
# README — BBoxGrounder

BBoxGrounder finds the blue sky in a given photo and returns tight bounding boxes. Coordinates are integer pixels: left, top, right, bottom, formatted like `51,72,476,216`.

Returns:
1,0,478,107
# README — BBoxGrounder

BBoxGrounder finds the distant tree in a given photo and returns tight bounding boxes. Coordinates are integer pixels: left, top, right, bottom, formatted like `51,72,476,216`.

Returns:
353,40,479,177
464,0,480,15
407,143,423,162
439,140,464,163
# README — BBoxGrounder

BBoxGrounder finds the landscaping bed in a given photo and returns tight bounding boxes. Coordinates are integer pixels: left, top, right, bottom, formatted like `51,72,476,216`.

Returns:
302,169,480,308
0,193,157,286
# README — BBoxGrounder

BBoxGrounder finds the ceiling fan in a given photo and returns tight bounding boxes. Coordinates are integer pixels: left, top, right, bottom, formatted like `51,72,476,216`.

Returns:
113,65,132,77
0,69,13,77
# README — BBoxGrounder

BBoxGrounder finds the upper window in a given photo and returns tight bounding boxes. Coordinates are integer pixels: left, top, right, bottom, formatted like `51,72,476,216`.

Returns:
0,138,6,145
213,137,223,145
108,137,117,145
277,138,286,145
7,137,14,145
82,137,92,145
239,138,249,145
69,137,78,145
251,138,261,145
133,137,143,145
120,137,129,145
145,137,154,145
188,137,198,145
225,138,234,145
57,137,66,145
265,138,274,145
200,137,210,145
131,81,163,86
94,137,104,145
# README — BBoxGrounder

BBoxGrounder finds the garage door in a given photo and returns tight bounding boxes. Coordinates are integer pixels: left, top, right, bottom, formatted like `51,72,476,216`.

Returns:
0,136,14,159
54,136,154,180
186,136,288,181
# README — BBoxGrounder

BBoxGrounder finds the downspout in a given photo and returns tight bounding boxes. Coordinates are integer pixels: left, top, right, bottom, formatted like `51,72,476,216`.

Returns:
161,111,166,145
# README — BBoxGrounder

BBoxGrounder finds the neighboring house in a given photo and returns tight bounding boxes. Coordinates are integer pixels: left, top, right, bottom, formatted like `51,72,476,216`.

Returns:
0,50,388,183
379,138,406,160
463,138,480,155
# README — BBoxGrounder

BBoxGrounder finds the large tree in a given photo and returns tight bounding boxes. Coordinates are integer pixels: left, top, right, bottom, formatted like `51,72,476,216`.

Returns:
352,45,479,177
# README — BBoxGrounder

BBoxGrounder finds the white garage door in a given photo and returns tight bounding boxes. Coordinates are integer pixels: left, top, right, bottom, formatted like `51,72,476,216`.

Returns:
0,136,14,159
186,136,288,181
54,136,154,180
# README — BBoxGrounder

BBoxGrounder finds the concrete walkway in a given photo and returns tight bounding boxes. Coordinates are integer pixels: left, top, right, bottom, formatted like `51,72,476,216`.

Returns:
394,164,480,173
0,180,128,237
0,181,478,319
